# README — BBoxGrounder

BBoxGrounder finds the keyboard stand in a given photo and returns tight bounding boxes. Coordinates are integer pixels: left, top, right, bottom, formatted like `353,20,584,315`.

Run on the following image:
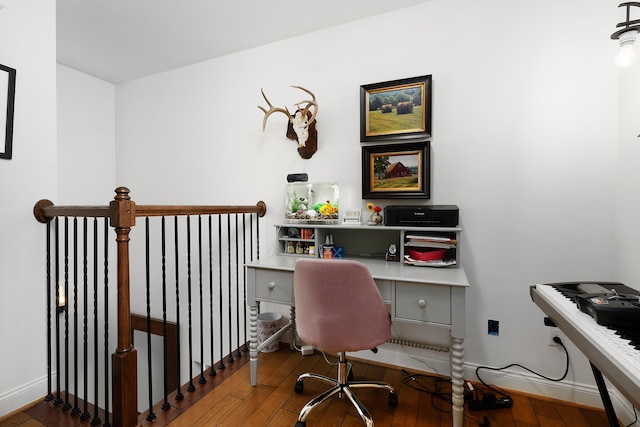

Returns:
591,362,619,427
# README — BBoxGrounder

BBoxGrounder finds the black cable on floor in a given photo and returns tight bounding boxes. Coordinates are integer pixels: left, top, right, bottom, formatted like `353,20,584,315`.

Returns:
401,369,453,411
401,369,497,426
474,336,570,399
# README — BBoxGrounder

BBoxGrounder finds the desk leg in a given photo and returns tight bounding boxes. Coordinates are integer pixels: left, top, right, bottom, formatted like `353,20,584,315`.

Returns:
249,304,258,386
450,336,464,427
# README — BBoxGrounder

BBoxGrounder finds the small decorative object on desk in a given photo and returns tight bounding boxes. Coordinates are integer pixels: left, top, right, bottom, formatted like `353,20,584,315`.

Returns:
385,244,399,262
343,209,361,224
366,203,383,225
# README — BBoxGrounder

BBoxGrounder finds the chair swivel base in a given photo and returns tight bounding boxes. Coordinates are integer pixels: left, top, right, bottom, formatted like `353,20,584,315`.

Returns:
293,353,397,427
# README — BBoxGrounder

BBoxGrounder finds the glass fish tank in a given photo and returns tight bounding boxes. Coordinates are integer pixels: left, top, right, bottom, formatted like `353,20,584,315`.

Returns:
285,182,339,224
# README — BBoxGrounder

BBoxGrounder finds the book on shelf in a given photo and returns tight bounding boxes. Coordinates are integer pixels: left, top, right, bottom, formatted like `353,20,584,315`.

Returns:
405,234,456,248
405,241,455,249
406,234,456,242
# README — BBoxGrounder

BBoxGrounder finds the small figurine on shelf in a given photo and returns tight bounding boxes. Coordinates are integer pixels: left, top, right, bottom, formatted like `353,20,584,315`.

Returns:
366,203,383,225
323,234,334,258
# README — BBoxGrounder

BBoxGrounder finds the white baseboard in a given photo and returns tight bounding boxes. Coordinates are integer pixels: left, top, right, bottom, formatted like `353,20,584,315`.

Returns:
349,343,637,425
0,374,51,417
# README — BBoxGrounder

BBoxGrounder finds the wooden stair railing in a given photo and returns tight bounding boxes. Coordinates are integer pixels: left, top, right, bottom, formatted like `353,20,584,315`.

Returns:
34,187,267,427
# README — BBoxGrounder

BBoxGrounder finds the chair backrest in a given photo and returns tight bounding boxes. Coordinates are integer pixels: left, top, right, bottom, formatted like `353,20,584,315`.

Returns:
293,258,391,354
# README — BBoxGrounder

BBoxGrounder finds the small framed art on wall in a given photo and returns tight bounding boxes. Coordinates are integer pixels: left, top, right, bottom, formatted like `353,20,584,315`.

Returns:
362,142,430,199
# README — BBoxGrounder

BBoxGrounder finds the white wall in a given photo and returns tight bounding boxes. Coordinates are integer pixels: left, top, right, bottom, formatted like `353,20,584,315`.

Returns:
613,19,640,419
57,64,116,204
615,46,640,289
112,0,620,404
0,0,57,416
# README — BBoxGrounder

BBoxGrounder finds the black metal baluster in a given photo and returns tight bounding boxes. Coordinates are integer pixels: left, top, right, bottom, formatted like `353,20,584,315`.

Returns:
71,217,80,416
249,214,253,263
81,218,90,421
256,213,260,260
54,217,63,407
217,215,225,370
145,218,156,422
62,217,71,411
198,216,206,385
227,214,234,364
235,214,241,358
45,220,54,402
102,218,110,427
207,215,216,377
91,218,100,426
186,216,195,392
174,216,184,401
242,214,248,353
161,217,171,411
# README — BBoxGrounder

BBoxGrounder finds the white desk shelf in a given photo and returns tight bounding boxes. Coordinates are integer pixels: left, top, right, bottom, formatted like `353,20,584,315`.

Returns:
275,223,462,265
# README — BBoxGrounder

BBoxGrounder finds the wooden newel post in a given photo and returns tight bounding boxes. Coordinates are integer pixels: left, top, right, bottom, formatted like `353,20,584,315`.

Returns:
109,187,138,427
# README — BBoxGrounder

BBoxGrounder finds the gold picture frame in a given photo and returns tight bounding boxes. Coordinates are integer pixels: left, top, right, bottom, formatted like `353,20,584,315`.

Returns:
360,75,432,142
362,142,430,199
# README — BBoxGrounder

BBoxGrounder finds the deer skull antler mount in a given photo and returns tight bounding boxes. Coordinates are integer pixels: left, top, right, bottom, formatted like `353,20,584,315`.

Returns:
258,86,318,159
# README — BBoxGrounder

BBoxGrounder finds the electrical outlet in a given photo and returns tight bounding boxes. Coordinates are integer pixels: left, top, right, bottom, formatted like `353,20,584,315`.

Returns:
548,327,563,345
488,319,499,336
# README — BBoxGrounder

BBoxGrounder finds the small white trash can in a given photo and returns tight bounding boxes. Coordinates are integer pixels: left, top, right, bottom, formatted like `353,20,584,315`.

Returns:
257,312,282,353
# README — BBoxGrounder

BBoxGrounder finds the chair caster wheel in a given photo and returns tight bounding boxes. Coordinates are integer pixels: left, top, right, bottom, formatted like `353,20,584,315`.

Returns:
294,421,306,427
388,392,398,407
294,380,304,394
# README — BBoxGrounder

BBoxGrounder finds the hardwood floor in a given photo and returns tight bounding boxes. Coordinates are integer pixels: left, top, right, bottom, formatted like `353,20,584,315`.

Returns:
1,346,616,427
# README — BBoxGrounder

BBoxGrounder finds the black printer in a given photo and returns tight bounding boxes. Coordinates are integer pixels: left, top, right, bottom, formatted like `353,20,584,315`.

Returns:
384,205,459,227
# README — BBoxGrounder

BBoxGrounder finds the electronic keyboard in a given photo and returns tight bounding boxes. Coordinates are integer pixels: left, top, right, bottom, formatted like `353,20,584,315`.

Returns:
530,282,640,425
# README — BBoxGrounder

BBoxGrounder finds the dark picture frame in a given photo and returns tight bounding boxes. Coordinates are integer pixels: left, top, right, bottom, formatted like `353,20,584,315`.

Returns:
362,142,430,199
360,75,432,142
0,64,16,160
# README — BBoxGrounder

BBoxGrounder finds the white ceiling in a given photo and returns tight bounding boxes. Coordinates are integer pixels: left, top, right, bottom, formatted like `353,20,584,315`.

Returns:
57,0,431,84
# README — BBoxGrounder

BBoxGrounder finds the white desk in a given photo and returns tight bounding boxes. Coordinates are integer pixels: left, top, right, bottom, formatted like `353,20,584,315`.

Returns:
246,255,469,427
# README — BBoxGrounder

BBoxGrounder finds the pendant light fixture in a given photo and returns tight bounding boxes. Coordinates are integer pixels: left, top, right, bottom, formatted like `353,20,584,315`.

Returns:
612,2,640,67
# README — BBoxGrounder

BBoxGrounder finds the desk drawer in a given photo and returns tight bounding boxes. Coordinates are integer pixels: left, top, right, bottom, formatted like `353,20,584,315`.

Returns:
254,269,294,304
394,281,451,325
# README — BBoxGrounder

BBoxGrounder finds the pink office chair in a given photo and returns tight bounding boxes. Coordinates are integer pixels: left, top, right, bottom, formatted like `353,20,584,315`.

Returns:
293,258,397,427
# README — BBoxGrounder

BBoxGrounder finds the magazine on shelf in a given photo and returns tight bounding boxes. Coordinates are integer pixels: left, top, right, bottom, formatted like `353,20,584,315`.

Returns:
404,255,457,268
404,241,455,249
405,234,456,248
406,235,456,243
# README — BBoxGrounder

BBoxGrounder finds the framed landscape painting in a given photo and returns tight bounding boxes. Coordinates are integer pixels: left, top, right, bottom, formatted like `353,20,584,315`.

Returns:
362,142,430,199
360,75,432,143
